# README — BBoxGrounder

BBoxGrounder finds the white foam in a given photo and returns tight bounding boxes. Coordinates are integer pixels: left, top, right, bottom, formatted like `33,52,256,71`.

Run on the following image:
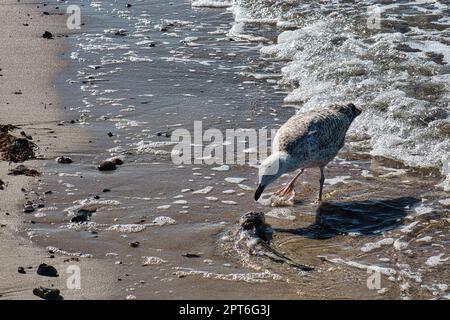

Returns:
211,165,230,171
221,200,238,205
266,208,296,221
325,176,352,186
360,238,394,253
416,236,432,243
238,184,253,191
249,2,450,179
393,239,409,251
173,267,281,283
192,186,214,194
225,177,246,184
157,205,171,210
222,189,236,194
438,198,450,207
425,254,449,267
108,224,147,233
322,256,396,277
150,216,176,226
191,0,232,8
46,246,93,258
142,256,168,266
400,221,420,234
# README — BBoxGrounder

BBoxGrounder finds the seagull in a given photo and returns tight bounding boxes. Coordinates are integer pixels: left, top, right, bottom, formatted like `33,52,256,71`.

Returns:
255,103,361,202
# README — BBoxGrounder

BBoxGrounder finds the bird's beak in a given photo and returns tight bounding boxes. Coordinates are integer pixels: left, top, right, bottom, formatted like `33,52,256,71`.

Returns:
254,184,265,201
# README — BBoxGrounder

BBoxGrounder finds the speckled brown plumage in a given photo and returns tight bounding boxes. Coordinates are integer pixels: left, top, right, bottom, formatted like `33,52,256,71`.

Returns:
274,103,361,171
255,103,361,202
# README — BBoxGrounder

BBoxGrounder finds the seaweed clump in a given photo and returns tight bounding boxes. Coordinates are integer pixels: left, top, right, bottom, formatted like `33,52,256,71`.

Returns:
0,124,37,162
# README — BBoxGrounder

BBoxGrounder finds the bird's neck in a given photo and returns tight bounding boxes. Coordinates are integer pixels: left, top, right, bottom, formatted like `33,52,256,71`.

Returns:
274,151,296,173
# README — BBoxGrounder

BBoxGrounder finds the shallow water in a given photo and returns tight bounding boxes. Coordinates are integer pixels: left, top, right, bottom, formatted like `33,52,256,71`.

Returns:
23,0,450,299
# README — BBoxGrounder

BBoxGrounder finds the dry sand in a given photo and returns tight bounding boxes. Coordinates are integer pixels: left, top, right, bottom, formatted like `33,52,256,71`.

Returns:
0,1,117,299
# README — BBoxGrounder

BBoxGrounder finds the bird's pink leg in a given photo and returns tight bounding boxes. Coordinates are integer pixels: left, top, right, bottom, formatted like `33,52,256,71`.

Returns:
274,169,304,198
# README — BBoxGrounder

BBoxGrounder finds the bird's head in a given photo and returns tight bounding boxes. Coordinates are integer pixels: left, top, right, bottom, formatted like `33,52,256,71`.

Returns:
255,152,290,201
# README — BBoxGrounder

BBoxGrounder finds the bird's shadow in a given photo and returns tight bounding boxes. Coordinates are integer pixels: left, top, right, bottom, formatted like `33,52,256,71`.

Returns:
274,197,420,240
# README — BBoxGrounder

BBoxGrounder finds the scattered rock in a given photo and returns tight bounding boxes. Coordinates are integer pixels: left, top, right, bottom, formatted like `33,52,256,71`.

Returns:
23,201,35,213
109,157,124,166
56,156,73,164
32,287,63,300
114,29,128,36
97,160,117,171
182,253,201,258
37,263,59,277
71,214,89,223
0,179,4,190
8,165,40,177
18,267,26,274
142,256,167,266
42,31,53,39
71,208,95,223
156,131,172,138
130,241,140,248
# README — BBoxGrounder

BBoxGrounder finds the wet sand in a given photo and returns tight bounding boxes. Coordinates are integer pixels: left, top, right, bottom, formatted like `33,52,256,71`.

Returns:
1,0,449,300
0,1,117,299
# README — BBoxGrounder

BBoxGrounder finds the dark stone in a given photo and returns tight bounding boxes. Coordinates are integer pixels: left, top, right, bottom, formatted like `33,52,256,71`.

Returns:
110,157,124,165
97,160,117,171
114,29,127,36
129,241,140,248
18,267,26,274
42,31,53,39
182,253,201,258
33,287,63,300
56,156,73,164
23,201,35,213
37,263,59,277
71,215,88,223
71,208,95,223
156,131,172,138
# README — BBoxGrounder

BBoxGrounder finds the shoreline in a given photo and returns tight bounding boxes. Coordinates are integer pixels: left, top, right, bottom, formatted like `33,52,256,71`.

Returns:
1,0,448,300
0,1,117,300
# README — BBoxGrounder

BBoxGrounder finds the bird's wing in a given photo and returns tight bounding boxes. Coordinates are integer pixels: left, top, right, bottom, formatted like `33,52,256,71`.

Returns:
275,110,352,165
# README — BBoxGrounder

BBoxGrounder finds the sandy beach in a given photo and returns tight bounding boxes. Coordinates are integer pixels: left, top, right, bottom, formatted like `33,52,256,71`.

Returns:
1,0,449,301
0,1,117,300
